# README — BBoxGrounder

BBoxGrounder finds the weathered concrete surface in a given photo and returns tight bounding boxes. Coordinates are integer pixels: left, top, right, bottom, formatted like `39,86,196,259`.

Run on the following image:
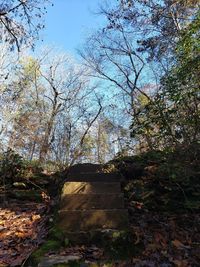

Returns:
58,164,128,241
60,193,124,210
61,182,121,195
38,255,81,267
58,209,129,232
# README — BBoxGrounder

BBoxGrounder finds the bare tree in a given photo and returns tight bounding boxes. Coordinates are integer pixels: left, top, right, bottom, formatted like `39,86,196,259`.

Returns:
36,51,94,162
79,23,148,117
0,0,50,51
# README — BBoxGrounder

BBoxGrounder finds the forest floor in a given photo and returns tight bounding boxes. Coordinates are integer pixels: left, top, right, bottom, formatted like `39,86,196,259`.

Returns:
0,144,200,266
1,193,199,267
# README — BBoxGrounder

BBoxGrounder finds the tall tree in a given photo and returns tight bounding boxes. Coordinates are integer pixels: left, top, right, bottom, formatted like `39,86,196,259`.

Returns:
79,22,147,117
80,0,199,152
0,0,50,51
3,48,103,164
107,0,199,67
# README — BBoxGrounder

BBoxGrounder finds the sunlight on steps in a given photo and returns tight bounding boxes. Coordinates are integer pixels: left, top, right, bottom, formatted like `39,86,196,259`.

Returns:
58,164,129,242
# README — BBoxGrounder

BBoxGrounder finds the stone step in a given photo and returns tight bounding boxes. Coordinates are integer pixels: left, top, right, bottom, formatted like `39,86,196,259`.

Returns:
67,172,122,182
60,193,125,210
58,209,129,232
62,182,121,195
68,163,103,174
62,229,130,245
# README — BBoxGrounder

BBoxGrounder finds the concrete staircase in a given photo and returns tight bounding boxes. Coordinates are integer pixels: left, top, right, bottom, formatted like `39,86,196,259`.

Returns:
58,164,128,242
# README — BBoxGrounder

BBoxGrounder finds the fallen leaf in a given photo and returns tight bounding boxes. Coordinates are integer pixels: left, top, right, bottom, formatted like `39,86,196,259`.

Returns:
155,232,167,248
173,259,189,267
172,239,185,249
31,214,41,221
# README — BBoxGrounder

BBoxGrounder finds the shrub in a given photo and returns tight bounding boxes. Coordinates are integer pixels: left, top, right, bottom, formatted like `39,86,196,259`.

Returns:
22,159,43,178
0,148,25,188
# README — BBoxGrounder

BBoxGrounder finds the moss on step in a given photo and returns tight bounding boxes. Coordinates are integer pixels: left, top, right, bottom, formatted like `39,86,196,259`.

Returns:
48,225,65,242
103,230,138,260
26,240,62,266
25,225,66,266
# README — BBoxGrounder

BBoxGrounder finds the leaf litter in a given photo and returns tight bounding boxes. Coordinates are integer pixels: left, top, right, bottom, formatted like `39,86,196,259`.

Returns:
0,182,200,267
0,200,49,266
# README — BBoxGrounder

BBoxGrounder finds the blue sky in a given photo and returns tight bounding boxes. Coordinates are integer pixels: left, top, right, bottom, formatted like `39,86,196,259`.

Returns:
39,0,105,56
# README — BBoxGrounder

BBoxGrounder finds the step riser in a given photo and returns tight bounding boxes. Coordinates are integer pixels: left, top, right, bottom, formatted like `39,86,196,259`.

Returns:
62,230,130,245
69,164,103,174
58,210,128,231
67,172,122,182
62,182,121,194
60,194,124,210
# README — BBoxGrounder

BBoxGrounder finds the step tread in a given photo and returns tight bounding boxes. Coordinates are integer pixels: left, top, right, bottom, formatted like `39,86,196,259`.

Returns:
60,193,125,210
62,182,121,194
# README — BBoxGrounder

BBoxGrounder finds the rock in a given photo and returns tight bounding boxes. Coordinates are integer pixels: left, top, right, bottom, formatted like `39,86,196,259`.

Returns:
0,226,5,232
38,255,81,267
13,182,27,188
